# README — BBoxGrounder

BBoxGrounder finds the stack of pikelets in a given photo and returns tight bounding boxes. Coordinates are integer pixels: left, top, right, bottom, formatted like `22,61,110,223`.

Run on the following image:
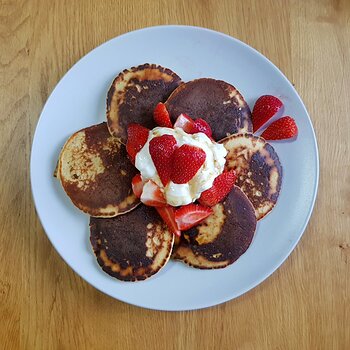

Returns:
56,64,282,281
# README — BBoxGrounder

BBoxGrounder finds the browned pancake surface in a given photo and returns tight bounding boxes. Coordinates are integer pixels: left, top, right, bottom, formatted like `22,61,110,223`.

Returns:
90,205,174,281
107,63,182,143
58,122,139,217
173,186,256,269
165,78,252,140
220,133,282,220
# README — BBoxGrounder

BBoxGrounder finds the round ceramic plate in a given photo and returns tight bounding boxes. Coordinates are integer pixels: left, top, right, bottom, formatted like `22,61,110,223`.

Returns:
31,26,319,311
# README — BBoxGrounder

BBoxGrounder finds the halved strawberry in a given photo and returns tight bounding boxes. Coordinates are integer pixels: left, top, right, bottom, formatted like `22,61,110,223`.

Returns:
174,204,213,231
171,145,206,184
189,118,213,138
173,114,214,139
156,206,181,236
154,102,172,128
199,170,237,207
261,116,298,140
174,113,195,132
126,123,149,163
149,135,177,186
131,174,143,198
140,180,166,207
252,95,283,132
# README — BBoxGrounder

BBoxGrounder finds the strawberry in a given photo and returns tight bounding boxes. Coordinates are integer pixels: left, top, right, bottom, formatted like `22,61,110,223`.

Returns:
149,135,177,186
261,116,298,140
174,113,195,132
154,102,172,128
173,114,214,139
131,174,143,198
140,180,166,207
252,95,283,132
189,118,213,138
171,145,206,184
126,123,149,163
174,204,213,230
156,206,181,236
199,170,237,207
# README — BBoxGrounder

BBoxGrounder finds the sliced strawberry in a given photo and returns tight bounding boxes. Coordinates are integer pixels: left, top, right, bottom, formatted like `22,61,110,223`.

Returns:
171,145,206,184
156,206,181,236
252,95,283,132
154,102,172,128
174,204,213,230
189,118,213,138
149,135,177,186
261,116,298,140
199,170,237,207
140,180,166,207
126,123,149,163
174,113,195,132
131,174,143,198
173,114,214,139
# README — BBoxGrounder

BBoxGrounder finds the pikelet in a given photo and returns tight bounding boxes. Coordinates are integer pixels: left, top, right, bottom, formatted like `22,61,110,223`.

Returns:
90,204,174,281
107,63,182,143
165,78,252,140
220,133,282,220
58,122,139,217
173,186,257,269
55,62,289,281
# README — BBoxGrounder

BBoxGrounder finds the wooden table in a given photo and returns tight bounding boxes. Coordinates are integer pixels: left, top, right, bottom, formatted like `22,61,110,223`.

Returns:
1,0,349,349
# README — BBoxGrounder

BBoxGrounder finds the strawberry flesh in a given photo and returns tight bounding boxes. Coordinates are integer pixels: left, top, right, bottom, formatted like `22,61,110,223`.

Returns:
189,118,213,138
149,135,177,186
156,206,181,236
174,114,214,139
171,145,206,184
131,174,143,198
175,204,213,231
154,102,173,128
140,180,166,207
252,95,283,132
126,123,149,163
174,113,195,132
199,170,237,207
261,116,298,140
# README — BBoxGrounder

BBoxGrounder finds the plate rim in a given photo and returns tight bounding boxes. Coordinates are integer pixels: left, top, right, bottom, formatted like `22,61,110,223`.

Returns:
30,25,320,311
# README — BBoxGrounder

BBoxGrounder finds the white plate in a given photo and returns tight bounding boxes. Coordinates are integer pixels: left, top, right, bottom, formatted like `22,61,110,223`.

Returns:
31,25,319,311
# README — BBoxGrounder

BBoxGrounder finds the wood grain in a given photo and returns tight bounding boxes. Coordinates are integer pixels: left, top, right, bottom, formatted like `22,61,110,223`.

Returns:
1,0,349,349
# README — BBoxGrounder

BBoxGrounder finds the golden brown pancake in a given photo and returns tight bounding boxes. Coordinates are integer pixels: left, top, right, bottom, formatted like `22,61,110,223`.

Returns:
58,122,139,217
220,133,282,220
107,63,182,143
173,186,256,269
165,78,252,140
90,205,174,281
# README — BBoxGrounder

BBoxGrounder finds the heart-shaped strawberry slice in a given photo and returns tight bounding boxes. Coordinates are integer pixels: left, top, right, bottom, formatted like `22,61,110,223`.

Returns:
171,144,206,184
149,135,177,186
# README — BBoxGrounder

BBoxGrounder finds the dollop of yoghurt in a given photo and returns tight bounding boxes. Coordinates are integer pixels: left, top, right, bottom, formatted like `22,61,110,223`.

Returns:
135,127,227,206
